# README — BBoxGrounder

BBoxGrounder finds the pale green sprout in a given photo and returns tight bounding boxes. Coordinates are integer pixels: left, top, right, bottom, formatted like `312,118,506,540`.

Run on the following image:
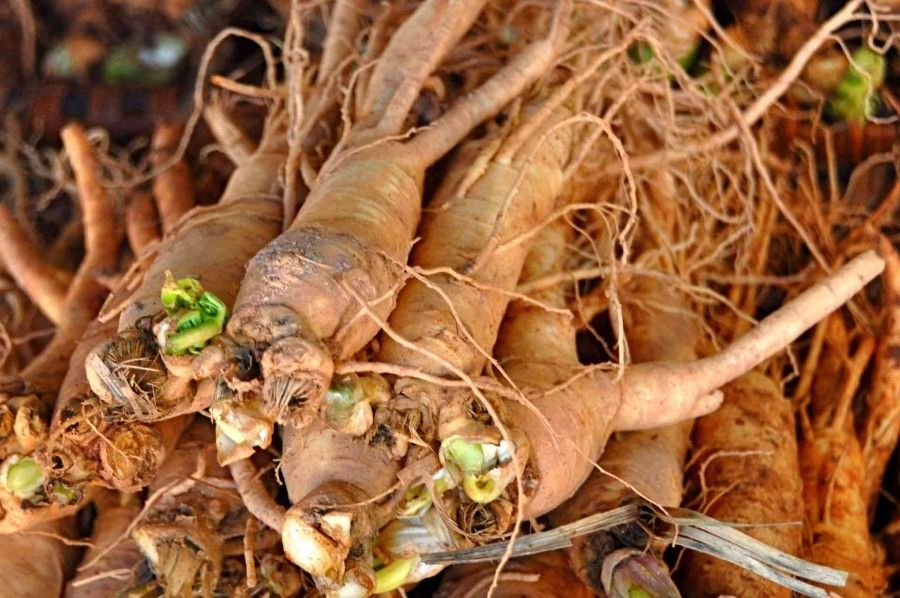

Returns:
828,46,886,122
441,437,514,503
323,374,373,436
1,455,44,499
373,558,416,594
50,481,77,504
400,470,453,517
462,470,506,504
442,437,485,474
401,485,431,518
159,274,228,356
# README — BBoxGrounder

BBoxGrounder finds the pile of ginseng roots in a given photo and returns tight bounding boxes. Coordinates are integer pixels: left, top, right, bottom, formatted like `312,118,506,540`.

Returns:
0,0,898,597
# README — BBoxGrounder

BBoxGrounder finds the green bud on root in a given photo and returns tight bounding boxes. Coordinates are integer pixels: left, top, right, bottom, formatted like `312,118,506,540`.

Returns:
158,273,228,355
1,456,44,499
442,437,485,474
373,558,416,594
828,46,886,122
462,472,505,504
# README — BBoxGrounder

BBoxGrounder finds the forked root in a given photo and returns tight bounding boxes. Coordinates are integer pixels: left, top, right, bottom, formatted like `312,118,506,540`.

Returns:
616,250,885,431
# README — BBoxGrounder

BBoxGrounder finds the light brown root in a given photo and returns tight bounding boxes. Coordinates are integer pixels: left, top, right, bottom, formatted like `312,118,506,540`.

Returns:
860,236,900,512
85,330,200,423
436,551,592,598
229,458,286,532
353,0,490,141
0,518,79,596
799,315,888,596
680,372,803,597
616,250,885,431
131,420,245,595
124,192,161,257
0,203,69,325
151,123,197,234
65,490,143,598
202,97,256,165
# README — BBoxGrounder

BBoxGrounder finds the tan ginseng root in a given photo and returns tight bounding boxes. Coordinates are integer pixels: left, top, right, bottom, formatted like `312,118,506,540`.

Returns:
128,419,305,597
0,122,123,525
125,419,256,597
271,28,640,592
0,203,70,325
435,551,594,598
83,0,404,457
486,226,883,525
799,312,888,596
29,103,284,500
125,191,162,257
64,489,144,598
678,375,803,597
82,104,286,425
546,279,698,597
217,0,575,457
860,237,900,513
0,123,122,595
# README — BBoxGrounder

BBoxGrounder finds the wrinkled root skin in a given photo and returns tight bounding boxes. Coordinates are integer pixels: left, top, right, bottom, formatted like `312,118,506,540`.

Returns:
436,551,594,598
0,395,50,459
133,461,246,597
227,226,402,424
99,424,169,492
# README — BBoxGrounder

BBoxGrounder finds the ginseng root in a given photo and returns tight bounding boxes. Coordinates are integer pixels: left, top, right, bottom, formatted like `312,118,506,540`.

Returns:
491,230,882,521
799,314,888,596
0,122,122,533
220,0,574,450
550,278,699,595
679,372,804,597
64,490,144,598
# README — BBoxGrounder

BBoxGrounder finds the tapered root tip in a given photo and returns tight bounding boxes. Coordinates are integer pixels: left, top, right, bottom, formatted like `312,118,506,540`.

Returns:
282,506,352,582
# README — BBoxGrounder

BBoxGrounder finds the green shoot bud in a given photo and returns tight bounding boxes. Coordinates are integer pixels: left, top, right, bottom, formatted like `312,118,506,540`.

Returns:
159,274,228,356
373,558,415,594
325,375,364,412
49,481,78,504
434,469,453,493
462,472,505,504
198,292,227,326
401,485,431,517
677,43,701,71
2,456,44,499
175,309,203,331
628,42,655,65
442,438,485,474
161,273,203,314
828,46,886,122
165,320,225,355
103,47,143,84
